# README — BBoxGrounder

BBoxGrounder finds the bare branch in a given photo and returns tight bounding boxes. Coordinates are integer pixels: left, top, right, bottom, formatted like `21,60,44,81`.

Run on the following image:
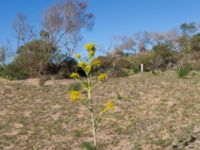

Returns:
12,13,35,48
43,0,95,57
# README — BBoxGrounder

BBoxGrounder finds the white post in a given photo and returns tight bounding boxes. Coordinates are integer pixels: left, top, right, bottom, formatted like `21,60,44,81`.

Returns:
141,64,144,73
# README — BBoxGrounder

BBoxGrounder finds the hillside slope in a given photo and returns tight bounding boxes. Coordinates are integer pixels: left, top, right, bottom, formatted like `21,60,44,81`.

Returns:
0,71,200,150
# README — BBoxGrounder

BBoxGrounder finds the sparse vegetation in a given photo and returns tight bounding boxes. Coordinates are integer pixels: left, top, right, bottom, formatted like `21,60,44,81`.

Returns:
0,0,200,149
177,64,192,78
0,71,200,149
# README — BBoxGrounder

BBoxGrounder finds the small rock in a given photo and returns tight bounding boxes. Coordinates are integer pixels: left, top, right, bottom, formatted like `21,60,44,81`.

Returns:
172,145,178,149
183,141,189,147
188,136,196,143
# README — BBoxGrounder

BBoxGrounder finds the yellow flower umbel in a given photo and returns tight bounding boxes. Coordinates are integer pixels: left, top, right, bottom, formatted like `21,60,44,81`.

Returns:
85,65,92,74
91,58,101,67
88,50,95,57
78,61,86,68
85,43,96,58
70,73,80,79
102,101,115,112
76,53,81,59
98,73,107,81
85,43,96,51
69,90,82,102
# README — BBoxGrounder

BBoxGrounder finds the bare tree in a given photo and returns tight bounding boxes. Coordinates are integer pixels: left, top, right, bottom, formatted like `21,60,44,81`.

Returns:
0,40,14,67
98,41,114,56
0,47,5,66
12,13,35,49
133,31,151,52
112,29,179,56
43,0,95,57
119,36,136,53
113,36,136,55
113,32,151,54
150,29,178,45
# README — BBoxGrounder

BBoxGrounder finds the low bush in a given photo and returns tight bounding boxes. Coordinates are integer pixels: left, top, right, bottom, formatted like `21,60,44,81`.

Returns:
177,64,192,78
113,58,131,70
68,82,82,91
152,43,177,71
0,63,29,80
0,66,6,77
189,52,200,71
108,69,129,78
98,56,114,69
191,33,200,52
129,52,154,72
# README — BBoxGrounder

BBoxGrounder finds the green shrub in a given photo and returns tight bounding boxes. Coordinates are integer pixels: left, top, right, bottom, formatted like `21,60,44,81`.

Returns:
0,66,6,77
109,69,129,78
97,56,113,70
90,56,113,76
129,52,154,72
178,52,200,71
131,64,140,73
152,43,177,71
189,52,200,71
177,64,192,78
191,33,200,52
0,64,29,80
15,40,57,77
114,58,131,70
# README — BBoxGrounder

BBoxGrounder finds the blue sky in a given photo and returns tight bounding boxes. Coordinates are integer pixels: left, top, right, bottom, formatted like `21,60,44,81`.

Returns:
0,0,200,53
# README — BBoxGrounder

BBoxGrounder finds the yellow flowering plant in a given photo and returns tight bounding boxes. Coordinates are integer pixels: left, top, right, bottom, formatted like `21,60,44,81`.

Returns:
69,90,82,102
70,73,80,79
68,43,115,148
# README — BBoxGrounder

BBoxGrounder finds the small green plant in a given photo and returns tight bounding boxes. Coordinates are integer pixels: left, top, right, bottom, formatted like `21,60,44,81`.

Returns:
73,130,82,138
68,43,115,149
116,91,122,100
68,82,82,91
110,69,129,78
177,64,192,78
80,141,95,150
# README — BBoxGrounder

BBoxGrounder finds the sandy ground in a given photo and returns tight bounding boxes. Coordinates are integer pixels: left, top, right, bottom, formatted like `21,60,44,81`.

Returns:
0,71,200,150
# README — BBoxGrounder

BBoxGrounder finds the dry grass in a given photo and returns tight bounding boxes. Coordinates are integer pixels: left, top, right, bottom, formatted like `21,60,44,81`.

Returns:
0,71,200,150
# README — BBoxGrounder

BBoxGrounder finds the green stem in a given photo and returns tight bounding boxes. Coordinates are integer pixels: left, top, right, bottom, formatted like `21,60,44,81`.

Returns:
91,111,97,148
94,111,103,132
87,76,97,148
